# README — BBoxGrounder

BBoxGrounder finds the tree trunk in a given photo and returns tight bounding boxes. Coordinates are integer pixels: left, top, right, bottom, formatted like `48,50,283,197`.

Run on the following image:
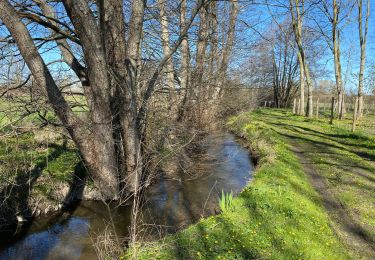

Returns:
213,0,239,100
297,98,301,114
332,1,345,120
158,0,177,113
352,97,358,131
297,52,305,115
290,0,313,118
208,1,219,79
178,0,191,120
0,0,119,199
330,97,335,125
357,0,370,119
195,5,209,88
122,0,146,194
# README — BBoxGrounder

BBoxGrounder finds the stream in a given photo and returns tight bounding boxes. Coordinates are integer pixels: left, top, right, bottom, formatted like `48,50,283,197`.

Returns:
0,133,254,259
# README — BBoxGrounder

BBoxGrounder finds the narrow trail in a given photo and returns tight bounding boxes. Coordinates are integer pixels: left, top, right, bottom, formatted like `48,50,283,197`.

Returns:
286,136,375,259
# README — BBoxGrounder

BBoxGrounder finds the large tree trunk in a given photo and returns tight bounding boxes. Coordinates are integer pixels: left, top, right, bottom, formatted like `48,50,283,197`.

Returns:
0,0,119,199
98,0,138,196
123,0,146,193
61,0,122,199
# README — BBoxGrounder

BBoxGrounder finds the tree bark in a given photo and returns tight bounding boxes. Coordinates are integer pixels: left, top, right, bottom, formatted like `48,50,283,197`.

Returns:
195,3,209,90
62,0,121,199
352,96,358,131
0,0,119,199
213,0,239,100
208,1,219,77
330,97,335,125
332,0,345,120
158,0,177,113
297,52,305,116
357,0,370,119
289,0,313,118
177,0,191,120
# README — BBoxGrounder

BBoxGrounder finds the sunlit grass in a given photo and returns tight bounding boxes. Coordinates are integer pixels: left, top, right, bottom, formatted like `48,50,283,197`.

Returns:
124,109,351,259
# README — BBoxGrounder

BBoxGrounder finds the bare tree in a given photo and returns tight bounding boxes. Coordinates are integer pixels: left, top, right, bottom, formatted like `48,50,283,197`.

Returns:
317,0,349,120
289,0,313,117
332,0,345,119
271,25,299,108
158,0,176,113
178,0,191,120
213,0,239,100
0,0,208,200
356,0,370,119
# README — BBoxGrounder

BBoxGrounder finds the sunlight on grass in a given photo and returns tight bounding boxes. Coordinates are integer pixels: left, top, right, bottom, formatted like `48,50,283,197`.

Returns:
124,109,351,259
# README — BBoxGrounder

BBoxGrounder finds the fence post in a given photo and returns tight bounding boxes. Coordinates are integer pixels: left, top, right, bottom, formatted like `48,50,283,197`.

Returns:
330,97,335,125
352,97,358,132
297,98,301,115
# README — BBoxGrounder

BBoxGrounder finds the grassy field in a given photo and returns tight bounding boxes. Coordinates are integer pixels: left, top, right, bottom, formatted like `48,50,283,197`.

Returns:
0,96,81,196
253,109,375,257
124,109,359,259
0,97,82,226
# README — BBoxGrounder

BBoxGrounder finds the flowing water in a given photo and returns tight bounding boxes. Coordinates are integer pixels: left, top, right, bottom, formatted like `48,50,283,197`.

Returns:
0,133,254,259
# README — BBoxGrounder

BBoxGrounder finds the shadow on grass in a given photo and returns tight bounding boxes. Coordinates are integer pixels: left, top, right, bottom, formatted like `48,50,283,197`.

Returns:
268,120,375,157
0,141,67,228
270,123,375,164
0,137,87,239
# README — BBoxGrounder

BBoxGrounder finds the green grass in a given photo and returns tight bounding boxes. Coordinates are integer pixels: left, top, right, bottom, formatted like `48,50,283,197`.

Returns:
0,95,85,189
0,131,80,198
0,95,88,131
251,109,375,241
124,109,351,259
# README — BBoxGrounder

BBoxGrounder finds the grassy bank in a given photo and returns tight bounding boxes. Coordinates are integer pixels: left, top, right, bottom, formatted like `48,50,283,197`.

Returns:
124,109,350,259
251,109,375,255
0,97,84,227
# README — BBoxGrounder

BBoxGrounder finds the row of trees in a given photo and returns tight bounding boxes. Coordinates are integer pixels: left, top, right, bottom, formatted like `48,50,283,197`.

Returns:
242,0,371,121
0,0,240,200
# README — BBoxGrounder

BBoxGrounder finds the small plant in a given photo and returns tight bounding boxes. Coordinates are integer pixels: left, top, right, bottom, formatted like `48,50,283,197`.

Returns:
219,190,233,212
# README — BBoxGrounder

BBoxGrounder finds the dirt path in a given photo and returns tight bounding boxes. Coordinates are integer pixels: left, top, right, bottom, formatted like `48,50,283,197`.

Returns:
287,137,375,259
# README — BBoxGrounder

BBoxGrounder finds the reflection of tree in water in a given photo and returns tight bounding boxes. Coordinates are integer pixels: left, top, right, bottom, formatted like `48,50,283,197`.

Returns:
140,133,253,238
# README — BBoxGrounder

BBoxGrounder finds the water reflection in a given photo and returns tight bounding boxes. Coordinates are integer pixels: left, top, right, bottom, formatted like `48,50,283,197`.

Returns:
0,133,253,259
